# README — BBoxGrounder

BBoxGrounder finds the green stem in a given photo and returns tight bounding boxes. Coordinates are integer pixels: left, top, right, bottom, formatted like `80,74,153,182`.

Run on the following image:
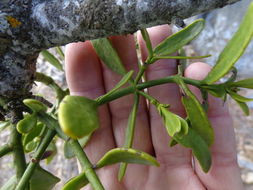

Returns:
97,76,202,105
10,125,27,181
0,144,12,158
134,64,147,84
69,139,105,190
118,93,140,180
15,129,56,190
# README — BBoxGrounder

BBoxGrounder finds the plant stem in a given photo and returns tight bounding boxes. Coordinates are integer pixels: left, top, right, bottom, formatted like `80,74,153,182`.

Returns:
10,125,27,181
97,75,202,105
15,129,56,190
0,144,12,158
69,139,105,190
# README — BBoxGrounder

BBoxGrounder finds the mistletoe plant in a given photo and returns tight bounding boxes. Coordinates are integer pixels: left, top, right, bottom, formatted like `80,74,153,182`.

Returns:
1,2,253,190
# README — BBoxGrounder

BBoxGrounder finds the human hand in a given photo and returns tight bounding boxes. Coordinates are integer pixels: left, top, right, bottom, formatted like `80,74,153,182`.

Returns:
65,25,243,190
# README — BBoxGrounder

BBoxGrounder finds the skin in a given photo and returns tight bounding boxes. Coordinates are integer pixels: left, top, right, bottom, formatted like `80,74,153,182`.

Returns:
65,25,244,190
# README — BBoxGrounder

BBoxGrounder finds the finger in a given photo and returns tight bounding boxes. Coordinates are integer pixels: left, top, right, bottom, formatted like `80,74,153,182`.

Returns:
100,35,152,187
65,42,115,163
139,25,204,188
185,62,243,189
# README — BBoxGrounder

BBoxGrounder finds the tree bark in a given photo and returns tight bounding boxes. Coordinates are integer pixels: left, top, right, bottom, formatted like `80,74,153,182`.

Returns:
0,0,241,100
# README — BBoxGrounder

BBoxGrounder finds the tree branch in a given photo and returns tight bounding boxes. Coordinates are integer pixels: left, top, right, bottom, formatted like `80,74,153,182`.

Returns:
0,0,241,99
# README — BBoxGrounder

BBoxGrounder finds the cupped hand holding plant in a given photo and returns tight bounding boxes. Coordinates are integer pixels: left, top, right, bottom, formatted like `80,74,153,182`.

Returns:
65,25,243,190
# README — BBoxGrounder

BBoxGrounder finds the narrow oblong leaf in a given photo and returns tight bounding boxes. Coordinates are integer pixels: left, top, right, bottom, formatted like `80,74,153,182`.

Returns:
235,100,250,116
41,50,63,71
96,148,159,169
228,90,253,102
62,172,89,190
97,70,134,102
230,78,253,89
204,2,253,84
59,96,99,139
55,46,65,60
180,80,214,146
173,128,212,173
153,19,205,56
91,38,126,75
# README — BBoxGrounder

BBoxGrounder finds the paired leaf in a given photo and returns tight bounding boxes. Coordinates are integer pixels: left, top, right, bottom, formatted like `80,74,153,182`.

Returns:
62,172,89,190
22,123,44,152
96,148,159,169
58,96,99,139
173,128,212,172
23,99,47,113
204,2,253,84
17,114,37,134
41,50,63,71
153,19,205,56
91,38,126,75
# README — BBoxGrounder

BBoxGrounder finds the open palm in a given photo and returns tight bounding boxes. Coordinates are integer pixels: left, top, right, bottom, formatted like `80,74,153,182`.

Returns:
65,25,243,190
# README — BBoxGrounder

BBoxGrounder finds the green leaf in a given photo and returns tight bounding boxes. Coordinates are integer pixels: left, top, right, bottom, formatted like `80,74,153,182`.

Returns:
96,148,159,169
91,38,126,75
55,46,65,60
180,81,214,146
158,106,182,137
173,128,212,173
168,139,178,147
62,172,89,190
41,50,63,71
228,90,253,102
230,78,253,89
64,134,92,159
23,99,47,113
97,70,134,102
0,176,17,190
0,121,10,133
203,2,253,84
153,19,205,56
151,54,211,62
17,114,37,134
235,100,250,116
58,96,99,139
23,123,44,152
201,84,226,99
30,166,60,190
25,137,40,152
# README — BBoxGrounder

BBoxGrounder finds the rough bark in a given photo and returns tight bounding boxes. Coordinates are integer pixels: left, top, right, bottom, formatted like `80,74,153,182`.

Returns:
0,0,241,100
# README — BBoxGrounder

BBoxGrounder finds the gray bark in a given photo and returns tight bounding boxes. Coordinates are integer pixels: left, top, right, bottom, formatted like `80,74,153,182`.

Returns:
0,0,241,100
